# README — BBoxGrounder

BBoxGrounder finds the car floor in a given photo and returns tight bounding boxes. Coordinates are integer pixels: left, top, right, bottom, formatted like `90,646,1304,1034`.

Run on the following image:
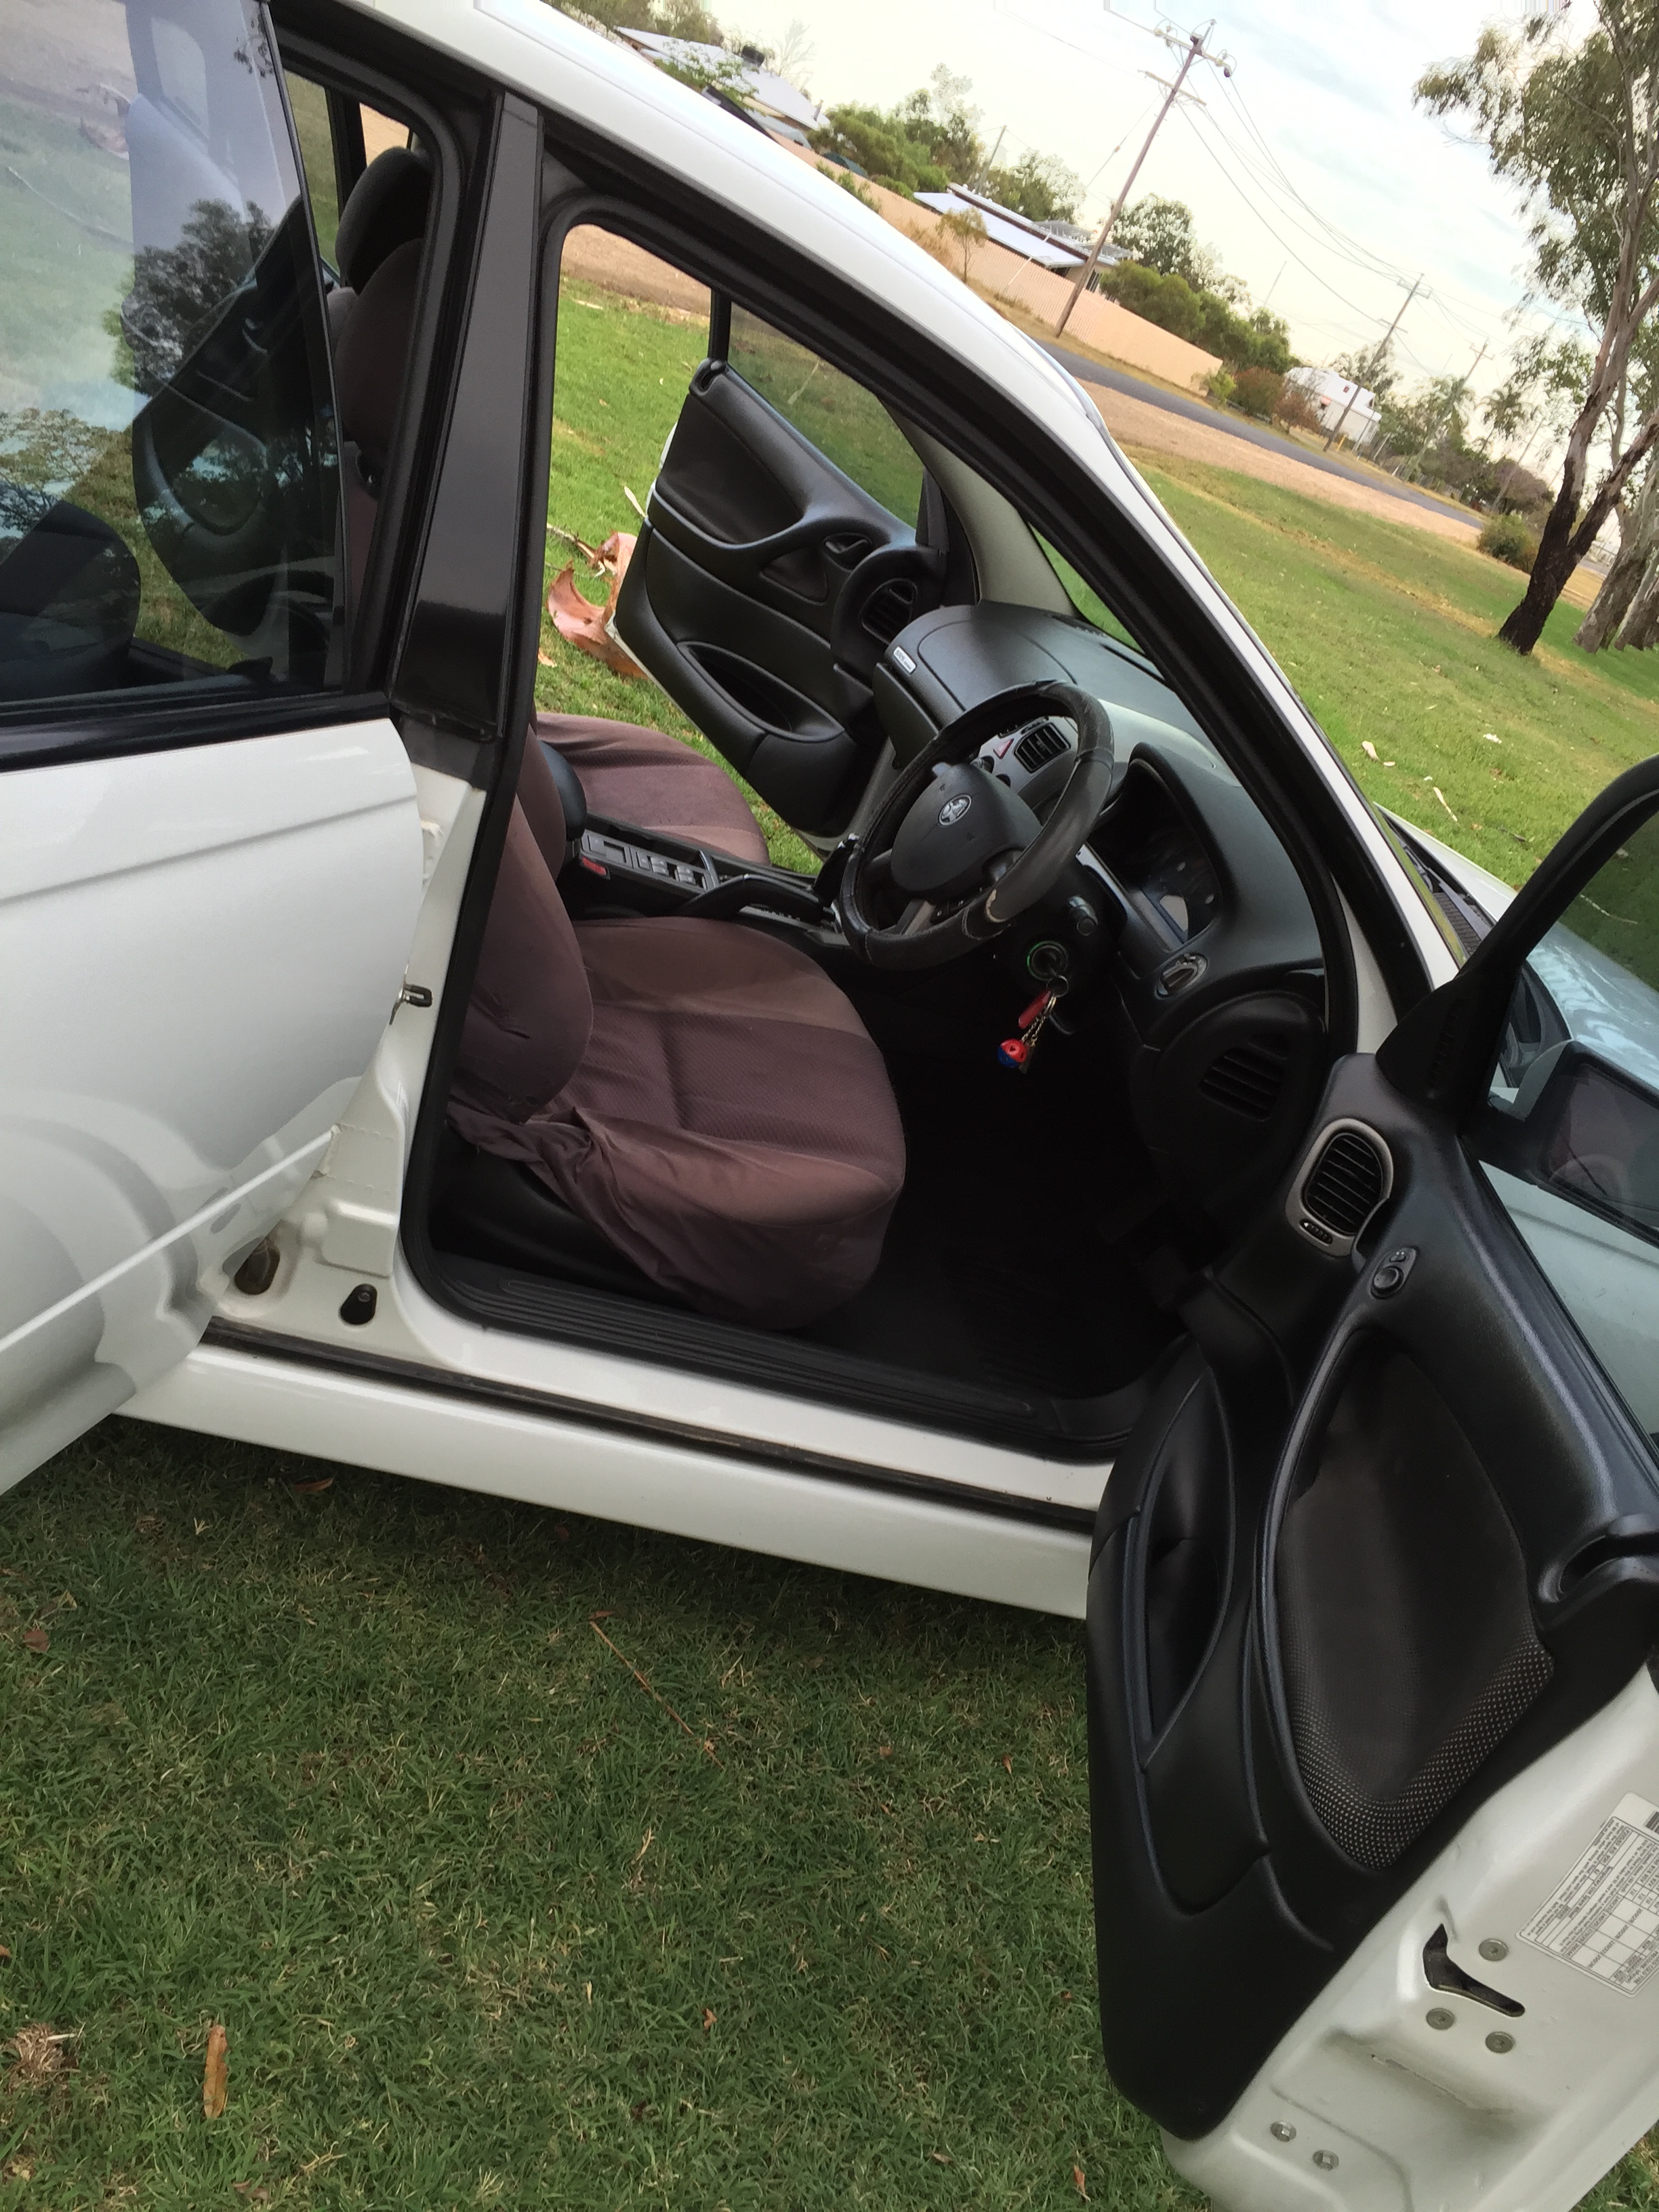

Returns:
795,1027,1181,1406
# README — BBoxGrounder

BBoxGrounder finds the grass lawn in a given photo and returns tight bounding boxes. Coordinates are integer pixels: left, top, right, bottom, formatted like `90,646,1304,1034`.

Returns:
0,1429,1182,2212
11,281,1659,2211
1129,449,1659,882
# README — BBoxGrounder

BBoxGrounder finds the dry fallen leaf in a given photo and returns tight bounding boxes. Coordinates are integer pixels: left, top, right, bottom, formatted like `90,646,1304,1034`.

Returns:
701,2007,716,2032
289,1477,333,1494
203,2021,229,2119
547,531,647,678
8,2024,70,2088
930,2150,953,2165
1001,1753,1012,1774
0,1945,11,1962
1361,740,1378,760
878,1744,893,1758
1073,2164,1089,2200
21,1627,47,1654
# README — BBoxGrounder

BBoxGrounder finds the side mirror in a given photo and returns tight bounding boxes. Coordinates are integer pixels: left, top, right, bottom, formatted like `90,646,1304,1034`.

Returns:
1378,754,1659,1120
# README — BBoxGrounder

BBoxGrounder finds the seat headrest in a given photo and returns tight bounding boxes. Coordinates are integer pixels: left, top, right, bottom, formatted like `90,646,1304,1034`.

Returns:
334,144,430,293
335,238,422,477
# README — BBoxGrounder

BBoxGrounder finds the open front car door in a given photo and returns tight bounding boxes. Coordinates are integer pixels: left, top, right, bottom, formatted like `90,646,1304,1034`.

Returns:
1089,760,1659,2211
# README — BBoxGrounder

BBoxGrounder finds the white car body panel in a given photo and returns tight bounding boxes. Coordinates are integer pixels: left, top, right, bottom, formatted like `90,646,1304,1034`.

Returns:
1168,1664,1659,2212
128,1333,1093,1618
0,722,424,1486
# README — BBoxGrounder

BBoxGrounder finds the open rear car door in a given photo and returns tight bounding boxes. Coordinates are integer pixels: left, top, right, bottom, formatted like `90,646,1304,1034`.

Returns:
0,0,425,1491
1089,762,1659,2211
616,298,946,837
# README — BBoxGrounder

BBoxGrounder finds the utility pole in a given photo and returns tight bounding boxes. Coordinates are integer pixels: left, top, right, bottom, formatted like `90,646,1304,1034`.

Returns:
974,124,1006,193
1055,22,1229,337
1324,274,1420,450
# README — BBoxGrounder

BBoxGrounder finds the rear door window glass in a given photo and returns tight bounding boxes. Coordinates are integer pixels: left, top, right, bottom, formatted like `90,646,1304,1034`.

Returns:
1,0,342,712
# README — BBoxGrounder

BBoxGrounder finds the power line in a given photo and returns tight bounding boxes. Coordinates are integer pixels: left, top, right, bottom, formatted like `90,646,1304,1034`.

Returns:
1057,20,1231,335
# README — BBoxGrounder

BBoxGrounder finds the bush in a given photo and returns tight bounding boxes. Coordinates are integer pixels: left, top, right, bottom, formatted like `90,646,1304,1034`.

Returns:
1206,368,1235,406
1275,379,1322,433
1479,512,1538,572
1233,367,1282,421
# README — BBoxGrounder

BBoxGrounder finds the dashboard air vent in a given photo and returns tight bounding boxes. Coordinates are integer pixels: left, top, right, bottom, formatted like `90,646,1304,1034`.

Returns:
1303,1128,1387,1240
1200,1034,1291,1120
860,577,919,642
1014,720,1069,773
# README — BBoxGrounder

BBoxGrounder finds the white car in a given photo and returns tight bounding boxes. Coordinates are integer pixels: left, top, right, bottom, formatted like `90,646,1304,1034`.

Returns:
5,3,1659,2205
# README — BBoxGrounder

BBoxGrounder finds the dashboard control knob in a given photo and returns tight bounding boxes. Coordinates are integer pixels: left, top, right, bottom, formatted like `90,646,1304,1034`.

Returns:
1370,1246,1417,1298
1067,895,1100,939
1157,951,1206,996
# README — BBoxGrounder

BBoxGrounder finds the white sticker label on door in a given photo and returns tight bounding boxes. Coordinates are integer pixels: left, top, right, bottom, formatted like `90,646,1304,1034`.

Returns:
1519,1793,1659,1994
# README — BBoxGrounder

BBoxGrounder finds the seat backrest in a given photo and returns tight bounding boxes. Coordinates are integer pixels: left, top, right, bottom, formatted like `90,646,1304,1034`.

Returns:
330,148,430,598
325,146,430,348
451,740,594,1124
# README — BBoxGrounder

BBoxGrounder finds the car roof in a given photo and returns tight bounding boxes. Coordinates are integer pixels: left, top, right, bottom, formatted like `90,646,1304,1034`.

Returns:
348,0,1108,458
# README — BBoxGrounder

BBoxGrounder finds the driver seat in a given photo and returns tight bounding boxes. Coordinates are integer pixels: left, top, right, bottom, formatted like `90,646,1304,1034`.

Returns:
442,739,906,1327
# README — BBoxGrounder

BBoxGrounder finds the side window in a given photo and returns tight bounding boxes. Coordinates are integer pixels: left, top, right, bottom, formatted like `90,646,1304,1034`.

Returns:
725,304,925,526
283,70,342,266
1,0,342,712
282,77,414,271
1475,815,1659,1438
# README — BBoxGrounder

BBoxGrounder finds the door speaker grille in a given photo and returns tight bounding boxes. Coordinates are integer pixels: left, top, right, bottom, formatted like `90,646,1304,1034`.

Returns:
1199,1035,1291,1120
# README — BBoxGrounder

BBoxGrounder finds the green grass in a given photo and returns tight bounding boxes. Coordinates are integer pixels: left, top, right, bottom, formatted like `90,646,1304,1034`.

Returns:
1130,449,1659,882
0,1428,1189,2211
285,73,342,267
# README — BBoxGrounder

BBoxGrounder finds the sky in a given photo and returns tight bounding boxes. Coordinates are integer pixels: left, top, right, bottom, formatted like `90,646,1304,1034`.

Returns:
719,0,1581,417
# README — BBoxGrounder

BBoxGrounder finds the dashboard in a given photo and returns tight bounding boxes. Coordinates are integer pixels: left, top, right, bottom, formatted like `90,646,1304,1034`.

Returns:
874,597,1329,1230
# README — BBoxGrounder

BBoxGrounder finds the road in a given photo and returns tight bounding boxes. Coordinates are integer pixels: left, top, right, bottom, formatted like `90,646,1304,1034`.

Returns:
1042,342,1477,529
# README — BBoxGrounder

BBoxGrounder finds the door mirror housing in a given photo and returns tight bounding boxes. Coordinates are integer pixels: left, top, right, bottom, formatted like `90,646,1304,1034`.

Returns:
1378,755,1659,1118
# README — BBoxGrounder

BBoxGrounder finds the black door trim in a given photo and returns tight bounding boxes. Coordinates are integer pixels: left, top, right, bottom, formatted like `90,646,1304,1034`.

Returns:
197,1317,1099,1532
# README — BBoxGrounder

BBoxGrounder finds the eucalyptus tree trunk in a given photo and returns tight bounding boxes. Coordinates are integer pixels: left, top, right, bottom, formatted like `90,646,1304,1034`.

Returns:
1618,548,1659,643
1575,459,1659,647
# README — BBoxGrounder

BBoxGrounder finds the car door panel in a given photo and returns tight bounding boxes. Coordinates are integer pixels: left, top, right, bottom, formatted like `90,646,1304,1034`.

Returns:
0,720,424,1488
1088,1043,1659,2196
617,361,926,832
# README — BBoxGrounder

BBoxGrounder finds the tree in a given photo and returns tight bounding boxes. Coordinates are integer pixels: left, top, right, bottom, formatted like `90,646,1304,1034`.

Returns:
813,68,985,196
557,0,726,39
1418,2,1659,653
812,105,951,194
1332,337,1399,404
893,67,984,184
1111,195,1225,293
772,18,815,84
985,149,1081,224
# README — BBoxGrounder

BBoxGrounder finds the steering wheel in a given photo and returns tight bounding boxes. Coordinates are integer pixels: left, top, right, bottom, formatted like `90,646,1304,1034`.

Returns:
838,680,1114,968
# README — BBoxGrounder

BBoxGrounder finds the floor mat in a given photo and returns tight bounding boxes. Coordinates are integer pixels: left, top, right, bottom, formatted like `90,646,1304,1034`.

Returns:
795,1033,1180,1403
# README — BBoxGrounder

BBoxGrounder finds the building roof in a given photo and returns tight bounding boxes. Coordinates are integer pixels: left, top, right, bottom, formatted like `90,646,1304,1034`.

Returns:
912,186,1105,272
613,28,826,134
